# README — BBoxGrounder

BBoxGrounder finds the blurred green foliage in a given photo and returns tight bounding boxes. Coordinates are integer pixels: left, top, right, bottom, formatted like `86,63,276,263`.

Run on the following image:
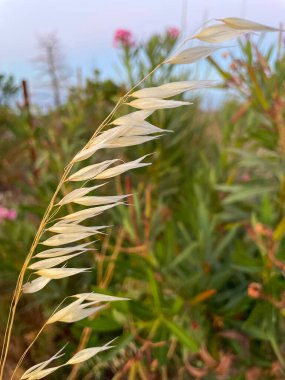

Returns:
1,29,285,379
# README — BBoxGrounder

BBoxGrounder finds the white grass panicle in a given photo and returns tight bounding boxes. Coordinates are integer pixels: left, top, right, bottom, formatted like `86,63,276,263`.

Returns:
0,17,280,380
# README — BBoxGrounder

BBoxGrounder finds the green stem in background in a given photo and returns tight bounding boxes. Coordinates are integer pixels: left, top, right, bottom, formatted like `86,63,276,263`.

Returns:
124,46,135,88
269,335,285,369
0,61,163,380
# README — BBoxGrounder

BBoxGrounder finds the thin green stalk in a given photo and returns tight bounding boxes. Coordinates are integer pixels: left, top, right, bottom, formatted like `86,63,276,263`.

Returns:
269,336,285,369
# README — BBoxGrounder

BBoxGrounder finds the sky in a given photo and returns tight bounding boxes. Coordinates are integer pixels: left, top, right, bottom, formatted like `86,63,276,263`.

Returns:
1,0,284,106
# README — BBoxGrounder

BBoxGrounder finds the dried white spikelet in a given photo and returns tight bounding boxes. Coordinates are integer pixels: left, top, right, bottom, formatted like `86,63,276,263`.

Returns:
41,232,95,247
112,110,154,125
21,346,65,379
22,277,51,294
73,194,129,206
73,141,113,162
34,243,93,258
74,124,141,162
61,202,121,223
90,125,129,145
160,80,217,91
93,123,167,140
113,123,167,135
193,24,247,43
66,341,114,365
57,184,106,206
131,87,174,99
73,130,125,162
22,340,114,379
95,155,151,179
221,17,280,32
24,366,62,379
47,296,105,324
100,134,161,148
47,297,86,324
36,267,91,280
94,121,164,140
166,45,221,65
74,292,129,303
132,80,217,98
59,304,105,323
68,159,119,181
28,252,83,270
128,98,191,110
74,134,160,162
46,224,106,234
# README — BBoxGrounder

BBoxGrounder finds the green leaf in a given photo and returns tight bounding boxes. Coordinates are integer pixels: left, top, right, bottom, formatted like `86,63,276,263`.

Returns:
163,318,199,352
223,185,275,204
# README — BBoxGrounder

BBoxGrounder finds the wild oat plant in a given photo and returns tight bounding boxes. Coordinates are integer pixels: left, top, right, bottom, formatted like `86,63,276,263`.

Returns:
0,18,279,380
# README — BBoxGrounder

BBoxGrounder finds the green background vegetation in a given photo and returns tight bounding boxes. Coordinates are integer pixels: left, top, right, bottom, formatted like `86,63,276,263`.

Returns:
1,30,285,379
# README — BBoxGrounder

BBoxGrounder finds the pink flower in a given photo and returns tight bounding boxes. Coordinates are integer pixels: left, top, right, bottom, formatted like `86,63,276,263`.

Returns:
0,206,17,222
113,29,135,48
167,27,180,39
7,209,17,220
241,174,250,182
247,282,262,299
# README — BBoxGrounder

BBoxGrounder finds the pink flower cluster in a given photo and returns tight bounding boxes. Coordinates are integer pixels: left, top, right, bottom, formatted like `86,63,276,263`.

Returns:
0,206,17,222
167,27,180,39
113,29,135,48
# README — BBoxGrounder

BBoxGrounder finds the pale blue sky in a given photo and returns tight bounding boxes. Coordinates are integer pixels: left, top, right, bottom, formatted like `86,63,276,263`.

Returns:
0,0,283,105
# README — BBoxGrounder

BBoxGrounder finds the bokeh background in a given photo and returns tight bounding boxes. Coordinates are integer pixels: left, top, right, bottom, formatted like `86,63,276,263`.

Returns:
1,0,284,106
1,1,285,379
